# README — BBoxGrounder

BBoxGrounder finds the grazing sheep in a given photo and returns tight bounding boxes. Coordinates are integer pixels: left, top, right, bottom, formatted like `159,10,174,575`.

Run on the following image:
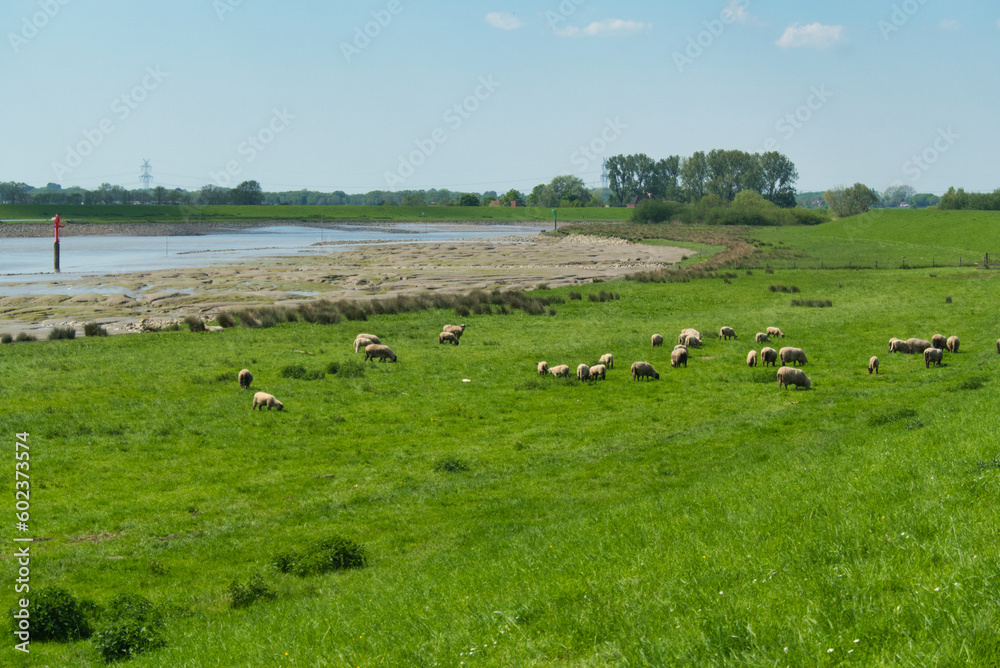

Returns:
589,364,607,380
673,344,688,353
549,364,571,378
438,331,460,346
537,361,549,376
755,332,770,344
924,347,943,368
364,344,397,363
252,392,284,411
907,338,932,354
630,361,659,381
947,336,960,353
869,356,879,375
761,347,778,367
678,328,701,345
746,350,758,367
443,324,466,339
719,326,737,340
357,333,381,345
354,336,376,353
779,347,807,366
238,368,253,390
777,366,811,390
652,334,664,347
766,327,785,339
931,334,947,350
671,348,688,368
577,364,591,381
888,338,910,354
684,335,702,348
598,353,614,369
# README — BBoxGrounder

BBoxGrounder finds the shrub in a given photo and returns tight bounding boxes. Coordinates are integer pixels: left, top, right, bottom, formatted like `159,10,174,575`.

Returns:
11,587,92,642
434,457,470,472
48,327,77,340
568,291,582,300
280,365,325,381
84,321,108,337
769,285,800,294
228,574,276,609
91,594,165,663
631,200,685,223
216,311,236,328
327,359,365,378
1,333,11,344
14,332,36,342
184,316,206,333
273,536,367,577
790,299,832,308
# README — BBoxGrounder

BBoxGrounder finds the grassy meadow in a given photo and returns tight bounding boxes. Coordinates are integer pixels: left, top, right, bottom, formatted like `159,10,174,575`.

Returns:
4,214,1000,665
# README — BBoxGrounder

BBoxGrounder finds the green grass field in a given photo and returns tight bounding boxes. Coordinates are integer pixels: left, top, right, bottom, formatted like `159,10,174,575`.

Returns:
3,213,1000,665
0,204,630,225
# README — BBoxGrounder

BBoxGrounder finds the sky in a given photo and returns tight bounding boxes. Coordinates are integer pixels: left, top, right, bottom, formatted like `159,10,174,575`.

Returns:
1,0,996,196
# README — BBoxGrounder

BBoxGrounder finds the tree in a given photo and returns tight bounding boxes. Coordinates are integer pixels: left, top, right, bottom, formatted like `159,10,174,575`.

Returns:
527,183,547,206
458,193,480,206
607,154,657,206
706,149,763,202
480,190,499,206
681,152,710,202
759,152,799,208
402,192,426,207
909,193,940,208
153,186,168,205
198,184,230,205
824,183,880,218
548,175,590,206
499,189,525,207
231,180,264,205
881,184,916,208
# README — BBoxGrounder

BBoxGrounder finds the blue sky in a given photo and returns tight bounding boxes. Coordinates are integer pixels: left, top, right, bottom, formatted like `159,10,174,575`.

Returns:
1,0,995,195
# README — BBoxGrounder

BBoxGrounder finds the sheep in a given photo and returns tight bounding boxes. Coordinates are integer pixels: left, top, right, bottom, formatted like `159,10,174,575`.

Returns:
537,361,549,376
678,328,701,344
577,364,591,381
888,338,910,354
907,338,932,354
549,364,571,378
755,332,770,344
364,343,397,363
746,350,758,367
671,348,688,368
357,333,381,345
719,326,737,340
760,347,778,367
684,335,702,348
443,324,467,338
673,344,688,353
630,361,659,381
779,347,807,366
238,368,253,390
766,327,785,339
946,336,960,353
598,353,614,369
777,366,811,390
652,334,664,347
438,331,460,346
869,356,879,375
931,334,947,350
252,392,284,411
924,347,943,368
354,336,376,353
997,338,1000,354
589,364,607,380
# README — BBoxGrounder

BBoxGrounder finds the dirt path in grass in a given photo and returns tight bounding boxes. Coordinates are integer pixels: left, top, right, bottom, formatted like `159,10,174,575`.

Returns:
0,232,692,336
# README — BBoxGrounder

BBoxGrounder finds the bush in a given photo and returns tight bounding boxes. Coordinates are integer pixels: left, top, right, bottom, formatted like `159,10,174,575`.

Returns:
216,311,236,328
11,587,92,642
48,327,77,340
327,359,366,378
790,299,833,308
280,364,325,380
228,574,276,609
568,291,582,300
434,457,470,472
0,333,11,344
14,332,36,342
91,594,165,663
184,316,206,333
631,200,685,223
273,536,367,577
84,321,108,337
769,285,800,294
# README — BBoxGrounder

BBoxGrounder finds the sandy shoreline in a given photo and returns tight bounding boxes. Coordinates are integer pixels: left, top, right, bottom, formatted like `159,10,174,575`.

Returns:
0,232,691,336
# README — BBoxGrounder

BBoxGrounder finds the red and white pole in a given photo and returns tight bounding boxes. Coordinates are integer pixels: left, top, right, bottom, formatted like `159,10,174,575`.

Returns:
53,215,65,272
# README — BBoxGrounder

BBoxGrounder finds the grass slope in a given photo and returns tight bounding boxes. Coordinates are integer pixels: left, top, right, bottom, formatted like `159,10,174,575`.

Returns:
0,204,630,225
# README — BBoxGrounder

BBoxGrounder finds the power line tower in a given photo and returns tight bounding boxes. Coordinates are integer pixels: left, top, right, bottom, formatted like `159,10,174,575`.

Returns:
601,158,610,205
139,160,153,189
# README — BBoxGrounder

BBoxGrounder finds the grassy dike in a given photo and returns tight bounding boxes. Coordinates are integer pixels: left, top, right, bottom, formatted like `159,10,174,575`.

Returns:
3,238,1000,663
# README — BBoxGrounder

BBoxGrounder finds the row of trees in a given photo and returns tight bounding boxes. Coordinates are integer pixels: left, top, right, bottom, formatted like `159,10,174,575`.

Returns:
1,181,265,206
606,150,799,208
938,187,1000,211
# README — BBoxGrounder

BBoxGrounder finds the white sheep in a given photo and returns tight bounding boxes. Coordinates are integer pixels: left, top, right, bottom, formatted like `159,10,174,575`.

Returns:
684,335,702,348
766,327,785,339
549,364,571,378
746,350,758,367
760,347,778,367
537,361,549,376
357,333,381,345
931,334,947,350
678,328,701,345
630,361,659,380
438,331,460,346
652,334,664,347
577,364,591,381
888,338,910,354
719,326,737,340
589,364,607,380
755,332,770,344
671,348,688,368
252,392,284,411
364,344,397,363
598,353,614,369
869,356,879,375
946,336,960,353
779,347,807,366
354,336,376,353
238,368,253,389
924,347,943,368
777,366,811,390
443,324,467,338
907,338,932,354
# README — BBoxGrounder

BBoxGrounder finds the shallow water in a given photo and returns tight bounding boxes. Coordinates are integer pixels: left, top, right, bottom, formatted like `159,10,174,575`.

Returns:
0,223,541,292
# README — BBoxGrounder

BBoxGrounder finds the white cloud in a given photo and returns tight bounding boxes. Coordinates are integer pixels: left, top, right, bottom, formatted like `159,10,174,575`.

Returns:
485,12,522,31
940,19,960,30
776,23,844,49
554,19,650,38
724,1,756,25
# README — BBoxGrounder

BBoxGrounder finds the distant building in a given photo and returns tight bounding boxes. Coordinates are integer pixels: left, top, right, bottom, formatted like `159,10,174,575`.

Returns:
488,200,501,207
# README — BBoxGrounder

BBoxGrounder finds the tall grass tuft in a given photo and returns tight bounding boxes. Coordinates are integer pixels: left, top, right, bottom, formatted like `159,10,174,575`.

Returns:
84,321,109,337
48,327,77,340
184,316,206,333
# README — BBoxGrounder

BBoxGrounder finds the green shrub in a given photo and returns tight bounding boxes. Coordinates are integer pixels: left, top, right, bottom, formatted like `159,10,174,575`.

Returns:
327,359,366,378
568,291,582,300
280,364,325,380
48,327,77,340
631,200,684,223
184,316,206,333
91,594,165,663
14,332,36,342
228,574,276,609
0,333,11,343
216,311,236,328
11,587,93,642
273,536,367,577
83,321,108,337
790,299,832,308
